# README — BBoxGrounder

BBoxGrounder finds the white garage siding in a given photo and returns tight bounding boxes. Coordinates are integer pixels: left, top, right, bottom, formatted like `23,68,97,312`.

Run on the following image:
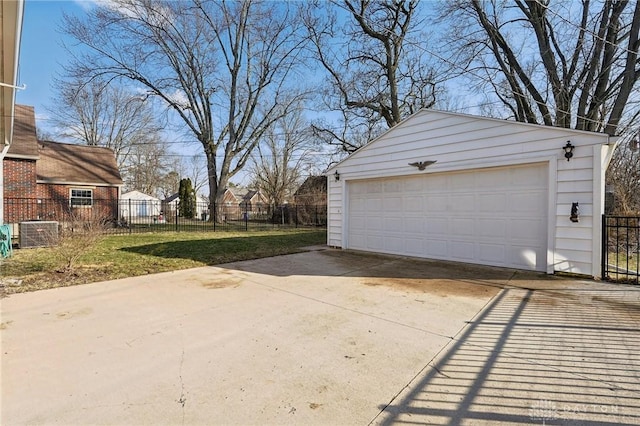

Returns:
347,163,548,271
327,110,614,277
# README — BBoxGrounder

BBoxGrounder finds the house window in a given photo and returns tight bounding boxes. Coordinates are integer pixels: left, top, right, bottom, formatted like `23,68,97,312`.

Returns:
70,189,93,207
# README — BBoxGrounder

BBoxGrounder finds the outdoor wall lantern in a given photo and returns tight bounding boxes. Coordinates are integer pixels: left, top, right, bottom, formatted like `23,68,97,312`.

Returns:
334,170,340,181
570,202,580,223
563,141,575,161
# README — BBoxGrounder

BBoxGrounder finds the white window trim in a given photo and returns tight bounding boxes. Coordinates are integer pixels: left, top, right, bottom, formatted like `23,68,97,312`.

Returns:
70,188,94,208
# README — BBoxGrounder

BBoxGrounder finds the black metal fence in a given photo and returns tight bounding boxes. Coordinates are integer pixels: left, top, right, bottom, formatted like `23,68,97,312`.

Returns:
602,215,640,284
3,197,327,241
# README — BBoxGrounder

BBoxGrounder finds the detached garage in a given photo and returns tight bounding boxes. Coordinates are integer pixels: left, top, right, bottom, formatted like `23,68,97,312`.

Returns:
326,110,616,277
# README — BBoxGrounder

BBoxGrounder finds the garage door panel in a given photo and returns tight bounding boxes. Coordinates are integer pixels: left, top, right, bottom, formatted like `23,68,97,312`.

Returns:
474,169,504,187
366,198,382,210
365,216,383,229
450,241,474,260
385,237,404,252
451,218,474,236
425,239,448,257
405,238,423,254
426,196,448,212
404,179,424,192
384,197,403,211
511,191,546,212
405,196,422,211
365,181,383,193
348,163,548,272
404,217,424,233
351,216,366,231
478,243,506,264
509,246,541,270
478,194,507,212
424,174,448,190
478,219,506,238
451,194,474,211
350,234,366,247
384,217,404,232
351,198,367,212
426,218,448,235
510,219,545,241
510,165,547,186
366,235,383,250
384,180,402,192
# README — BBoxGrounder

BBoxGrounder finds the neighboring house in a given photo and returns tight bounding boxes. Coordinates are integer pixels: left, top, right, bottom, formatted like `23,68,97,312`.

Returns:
221,188,241,206
294,176,327,205
3,105,123,227
239,189,267,211
220,187,241,218
163,193,209,220
121,190,161,219
327,109,616,278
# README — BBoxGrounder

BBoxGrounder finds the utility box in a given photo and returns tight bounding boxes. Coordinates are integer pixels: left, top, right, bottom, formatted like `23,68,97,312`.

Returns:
19,221,58,248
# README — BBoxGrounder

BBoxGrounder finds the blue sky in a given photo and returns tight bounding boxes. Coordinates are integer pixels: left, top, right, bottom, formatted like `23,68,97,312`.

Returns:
16,0,89,134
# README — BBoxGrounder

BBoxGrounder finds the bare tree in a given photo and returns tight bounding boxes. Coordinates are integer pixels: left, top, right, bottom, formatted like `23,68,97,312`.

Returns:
607,133,640,214
122,141,176,197
250,106,315,207
440,0,640,136
181,154,208,197
157,170,180,199
48,79,161,169
36,126,54,141
305,0,438,152
63,0,308,212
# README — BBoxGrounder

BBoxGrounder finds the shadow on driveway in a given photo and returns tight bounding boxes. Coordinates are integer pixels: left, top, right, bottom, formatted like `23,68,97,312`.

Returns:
120,232,324,265
373,284,640,425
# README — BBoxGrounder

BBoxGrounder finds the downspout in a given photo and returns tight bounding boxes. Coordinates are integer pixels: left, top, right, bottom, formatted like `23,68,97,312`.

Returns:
1,0,26,224
0,144,10,224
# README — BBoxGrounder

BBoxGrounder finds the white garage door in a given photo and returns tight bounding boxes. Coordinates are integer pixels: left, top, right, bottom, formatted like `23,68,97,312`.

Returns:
347,163,548,271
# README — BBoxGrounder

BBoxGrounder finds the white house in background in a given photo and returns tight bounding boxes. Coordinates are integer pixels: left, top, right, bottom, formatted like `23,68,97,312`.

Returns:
163,193,209,220
121,190,161,219
326,109,617,278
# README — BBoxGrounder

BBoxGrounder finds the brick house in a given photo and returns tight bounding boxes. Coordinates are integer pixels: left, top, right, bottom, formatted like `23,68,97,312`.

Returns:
239,189,267,211
293,176,327,205
3,105,123,227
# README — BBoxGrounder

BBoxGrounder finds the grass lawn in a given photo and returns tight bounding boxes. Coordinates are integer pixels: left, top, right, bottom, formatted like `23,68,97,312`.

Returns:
0,229,326,296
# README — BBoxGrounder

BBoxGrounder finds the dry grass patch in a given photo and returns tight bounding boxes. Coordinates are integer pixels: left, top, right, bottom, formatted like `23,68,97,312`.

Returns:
0,229,325,296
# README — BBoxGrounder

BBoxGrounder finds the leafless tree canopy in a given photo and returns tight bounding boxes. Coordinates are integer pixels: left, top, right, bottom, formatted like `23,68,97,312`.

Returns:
440,0,640,136
306,0,438,153
607,137,640,214
123,141,178,197
250,106,316,206
63,0,308,205
49,78,175,196
49,80,161,169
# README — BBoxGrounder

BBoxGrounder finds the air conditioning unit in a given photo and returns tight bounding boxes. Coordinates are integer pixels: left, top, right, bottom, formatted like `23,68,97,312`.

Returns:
19,221,59,248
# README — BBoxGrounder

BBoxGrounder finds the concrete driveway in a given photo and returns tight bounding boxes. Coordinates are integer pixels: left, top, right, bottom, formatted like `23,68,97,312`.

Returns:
1,248,639,425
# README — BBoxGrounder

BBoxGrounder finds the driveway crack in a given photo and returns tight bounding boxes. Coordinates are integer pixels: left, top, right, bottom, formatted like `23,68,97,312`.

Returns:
177,346,186,425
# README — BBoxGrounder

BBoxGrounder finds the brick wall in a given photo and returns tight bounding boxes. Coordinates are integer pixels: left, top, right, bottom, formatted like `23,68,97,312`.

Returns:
4,158,37,198
3,183,120,225
3,158,37,223
36,184,120,221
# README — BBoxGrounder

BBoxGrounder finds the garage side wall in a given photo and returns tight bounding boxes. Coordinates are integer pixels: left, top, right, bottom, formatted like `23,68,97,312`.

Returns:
327,110,611,276
327,178,343,247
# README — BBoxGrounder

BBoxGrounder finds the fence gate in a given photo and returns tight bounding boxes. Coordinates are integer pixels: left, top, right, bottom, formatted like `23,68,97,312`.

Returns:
602,215,640,284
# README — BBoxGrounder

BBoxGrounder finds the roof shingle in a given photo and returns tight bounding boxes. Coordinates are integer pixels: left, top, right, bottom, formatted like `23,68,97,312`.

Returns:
6,105,39,158
36,141,123,186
